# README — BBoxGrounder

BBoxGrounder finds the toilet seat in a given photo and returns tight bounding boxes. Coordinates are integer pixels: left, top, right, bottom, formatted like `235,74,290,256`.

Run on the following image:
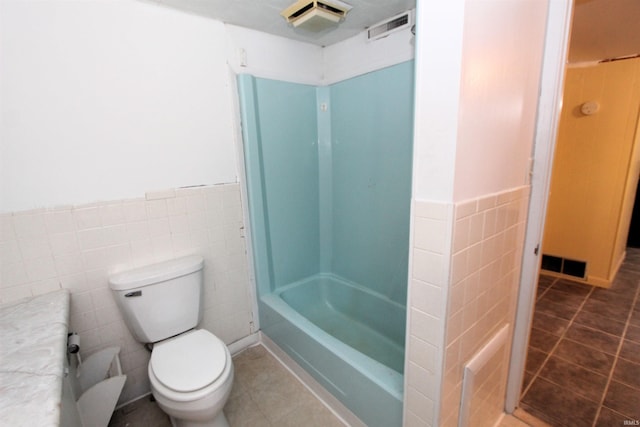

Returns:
150,329,227,393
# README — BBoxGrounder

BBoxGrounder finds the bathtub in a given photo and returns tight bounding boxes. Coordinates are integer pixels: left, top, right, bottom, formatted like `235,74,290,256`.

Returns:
259,274,405,427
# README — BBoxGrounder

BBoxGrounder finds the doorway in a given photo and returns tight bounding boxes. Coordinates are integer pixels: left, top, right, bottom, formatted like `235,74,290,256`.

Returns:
506,0,640,424
519,57,640,424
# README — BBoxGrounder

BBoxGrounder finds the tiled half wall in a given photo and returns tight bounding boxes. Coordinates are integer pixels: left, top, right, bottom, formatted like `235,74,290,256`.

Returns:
405,186,530,426
0,184,254,403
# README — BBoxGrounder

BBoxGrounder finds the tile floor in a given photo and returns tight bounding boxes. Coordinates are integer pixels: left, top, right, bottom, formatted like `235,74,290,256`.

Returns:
109,344,345,427
520,248,640,426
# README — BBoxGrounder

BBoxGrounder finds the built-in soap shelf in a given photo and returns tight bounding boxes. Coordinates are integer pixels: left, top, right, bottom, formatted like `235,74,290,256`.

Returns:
67,340,126,427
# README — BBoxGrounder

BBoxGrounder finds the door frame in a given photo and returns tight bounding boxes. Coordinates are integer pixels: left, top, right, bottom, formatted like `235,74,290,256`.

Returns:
505,0,574,413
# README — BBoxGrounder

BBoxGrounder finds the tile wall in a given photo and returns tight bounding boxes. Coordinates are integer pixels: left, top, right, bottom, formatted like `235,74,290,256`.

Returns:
404,200,454,427
404,186,530,427
0,183,254,402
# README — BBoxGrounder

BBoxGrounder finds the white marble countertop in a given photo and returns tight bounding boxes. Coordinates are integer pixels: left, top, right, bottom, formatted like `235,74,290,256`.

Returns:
0,289,70,426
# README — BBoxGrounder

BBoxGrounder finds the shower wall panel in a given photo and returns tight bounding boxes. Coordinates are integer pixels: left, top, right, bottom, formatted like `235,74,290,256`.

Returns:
330,61,414,304
240,76,321,291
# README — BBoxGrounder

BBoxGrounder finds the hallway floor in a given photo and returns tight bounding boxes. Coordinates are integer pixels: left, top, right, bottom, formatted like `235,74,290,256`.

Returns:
520,248,640,426
108,344,344,427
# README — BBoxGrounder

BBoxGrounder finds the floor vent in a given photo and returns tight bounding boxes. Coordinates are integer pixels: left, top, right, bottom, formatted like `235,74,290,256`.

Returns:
367,11,412,41
541,254,587,279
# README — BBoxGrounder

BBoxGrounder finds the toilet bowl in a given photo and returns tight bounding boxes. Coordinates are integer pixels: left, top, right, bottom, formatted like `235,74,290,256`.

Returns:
108,256,234,427
148,330,234,427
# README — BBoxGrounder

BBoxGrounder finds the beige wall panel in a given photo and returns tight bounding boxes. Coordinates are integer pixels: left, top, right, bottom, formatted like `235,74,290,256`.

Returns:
543,58,640,286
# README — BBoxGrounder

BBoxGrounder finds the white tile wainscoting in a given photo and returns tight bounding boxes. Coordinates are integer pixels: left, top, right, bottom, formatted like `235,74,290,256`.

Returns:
0,183,254,403
405,186,530,427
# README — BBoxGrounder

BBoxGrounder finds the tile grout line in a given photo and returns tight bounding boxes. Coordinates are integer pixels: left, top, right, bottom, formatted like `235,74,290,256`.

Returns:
520,277,594,400
520,289,607,427
522,255,640,425
590,277,640,427
518,278,556,400
534,277,555,302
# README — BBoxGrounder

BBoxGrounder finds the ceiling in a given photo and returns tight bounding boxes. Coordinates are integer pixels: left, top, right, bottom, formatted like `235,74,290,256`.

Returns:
146,0,416,47
144,0,639,61
570,0,640,63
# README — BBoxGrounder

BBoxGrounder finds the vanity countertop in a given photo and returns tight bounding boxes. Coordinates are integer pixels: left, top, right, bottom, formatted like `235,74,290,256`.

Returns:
0,289,70,426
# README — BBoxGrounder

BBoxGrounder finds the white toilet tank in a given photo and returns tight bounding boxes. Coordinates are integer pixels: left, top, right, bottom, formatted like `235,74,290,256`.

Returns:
109,255,204,343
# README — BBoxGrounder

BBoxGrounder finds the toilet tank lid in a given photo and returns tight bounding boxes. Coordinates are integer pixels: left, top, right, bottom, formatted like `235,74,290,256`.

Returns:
109,255,204,291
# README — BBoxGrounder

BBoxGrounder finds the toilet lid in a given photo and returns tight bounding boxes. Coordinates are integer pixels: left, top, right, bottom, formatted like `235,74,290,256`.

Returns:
150,330,227,393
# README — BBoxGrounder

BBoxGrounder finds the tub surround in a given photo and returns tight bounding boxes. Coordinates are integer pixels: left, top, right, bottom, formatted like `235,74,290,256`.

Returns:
239,61,415,304
0,289,70,426
239,62,414,427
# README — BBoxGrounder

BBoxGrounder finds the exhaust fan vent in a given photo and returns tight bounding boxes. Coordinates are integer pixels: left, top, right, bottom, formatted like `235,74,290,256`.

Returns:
367,11,412,41
281,0,352,32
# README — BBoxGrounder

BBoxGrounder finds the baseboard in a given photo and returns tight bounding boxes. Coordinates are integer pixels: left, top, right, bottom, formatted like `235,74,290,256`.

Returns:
540,270,612,288
228,332,260,355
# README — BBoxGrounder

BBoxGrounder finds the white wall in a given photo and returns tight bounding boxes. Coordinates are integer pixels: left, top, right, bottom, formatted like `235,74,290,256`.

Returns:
226,15,416,87
411,1,465,202
453,0,548,201
323,19,415,85
0,0,238,212
225,24,323,85
411,0,547,203
0,0,326,213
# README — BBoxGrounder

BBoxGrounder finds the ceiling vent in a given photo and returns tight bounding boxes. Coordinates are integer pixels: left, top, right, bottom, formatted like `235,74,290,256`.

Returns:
281,0,352,32
367,11,413,41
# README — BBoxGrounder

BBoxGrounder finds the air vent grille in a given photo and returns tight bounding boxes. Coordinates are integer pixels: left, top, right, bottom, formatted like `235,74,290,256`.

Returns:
284,1,348,20
541,254,587,279
281,0,352,32
367,12,412,41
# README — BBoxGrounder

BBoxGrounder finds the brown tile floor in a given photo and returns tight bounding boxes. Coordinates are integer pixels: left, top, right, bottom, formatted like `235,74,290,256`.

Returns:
520,248,640,427
109,344,345,427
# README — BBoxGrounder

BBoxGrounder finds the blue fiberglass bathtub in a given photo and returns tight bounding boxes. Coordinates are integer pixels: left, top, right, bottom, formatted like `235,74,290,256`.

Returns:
260,274,405,427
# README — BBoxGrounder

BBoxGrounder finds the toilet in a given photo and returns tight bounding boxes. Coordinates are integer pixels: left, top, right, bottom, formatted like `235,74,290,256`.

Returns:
108,255,233,427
